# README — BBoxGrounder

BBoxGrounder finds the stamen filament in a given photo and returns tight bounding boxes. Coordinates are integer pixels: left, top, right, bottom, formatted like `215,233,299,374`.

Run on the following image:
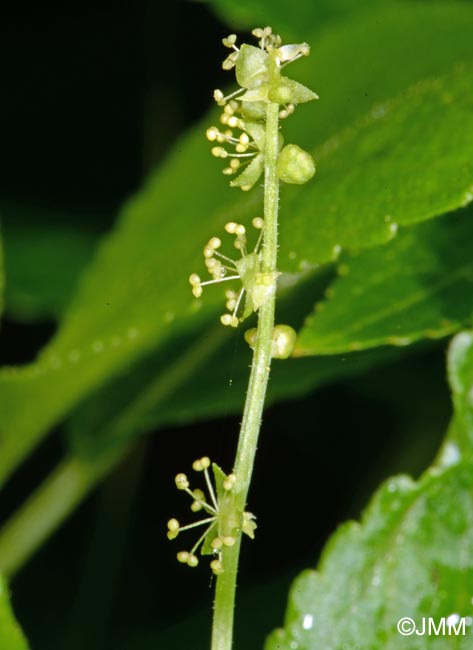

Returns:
199,275,241,287
223,87,245,103
191,520,218,555
213,251,238,266
184,488,218,515
178,516,217,534
204,468,219,511
232,288,245,319
229,152,257,158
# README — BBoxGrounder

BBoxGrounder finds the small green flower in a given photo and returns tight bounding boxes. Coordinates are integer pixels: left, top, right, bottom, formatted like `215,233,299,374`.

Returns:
189,218,279,327
277,144,316,184
167,457,256,574
244,324,297,359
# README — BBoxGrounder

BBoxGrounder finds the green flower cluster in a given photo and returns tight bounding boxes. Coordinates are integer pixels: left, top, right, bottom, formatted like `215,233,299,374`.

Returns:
207,26,318,190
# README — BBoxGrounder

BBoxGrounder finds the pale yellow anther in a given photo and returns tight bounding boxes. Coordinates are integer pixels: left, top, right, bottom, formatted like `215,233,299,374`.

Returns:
220,113,229,125
223,474,236,490
223,473,237,490
252,28,264,38
222,58,236,71
211,261,223,279
225,222,237,234
177,551,189,563
175,473,189,490
224,103,235,115
225,289,237,299
220,314,239,327
187,554,199,567
235,224,246,236
252,217,264,229
189,273,201,286
192,456,210,471
222,536,236,547
208,237,221,249
167,518,180,531
211,146,228,158
239,133,250,146
167,517,180,540
211,537,223,550
222,34,237,48
223,167,234,175
206,256,217,266
227,116,241,128
192,286,203,298
213,89,225,104
206,127,218,141
191,488,206,512
210,559,224,575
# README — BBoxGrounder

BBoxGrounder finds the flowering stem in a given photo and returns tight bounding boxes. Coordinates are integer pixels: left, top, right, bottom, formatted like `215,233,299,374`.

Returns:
210,96,280,650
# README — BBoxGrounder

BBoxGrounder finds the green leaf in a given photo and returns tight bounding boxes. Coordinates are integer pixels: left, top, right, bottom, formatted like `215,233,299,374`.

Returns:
0,577,29,650
284,2,473,151
447,331,473,458
280,61,473,271
296,209,473,355
1,204,100,321
266,462,473,650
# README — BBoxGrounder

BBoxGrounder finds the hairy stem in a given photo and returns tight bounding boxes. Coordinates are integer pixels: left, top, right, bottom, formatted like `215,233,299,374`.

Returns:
211,98,280,650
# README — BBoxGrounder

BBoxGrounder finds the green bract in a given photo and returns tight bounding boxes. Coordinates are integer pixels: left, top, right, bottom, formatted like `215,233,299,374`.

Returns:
236,44,269,89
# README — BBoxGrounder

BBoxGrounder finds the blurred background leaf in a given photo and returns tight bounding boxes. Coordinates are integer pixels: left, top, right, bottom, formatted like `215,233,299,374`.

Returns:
1,203,101,322
0,227,4,320
0,577,29,649
206,0,387,39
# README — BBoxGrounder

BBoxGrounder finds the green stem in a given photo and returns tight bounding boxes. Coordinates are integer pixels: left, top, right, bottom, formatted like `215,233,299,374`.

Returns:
211,99,280,650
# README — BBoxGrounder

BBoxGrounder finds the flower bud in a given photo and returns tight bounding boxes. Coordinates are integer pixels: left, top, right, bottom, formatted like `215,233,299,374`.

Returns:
277,144,315,184
271,325,297,359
